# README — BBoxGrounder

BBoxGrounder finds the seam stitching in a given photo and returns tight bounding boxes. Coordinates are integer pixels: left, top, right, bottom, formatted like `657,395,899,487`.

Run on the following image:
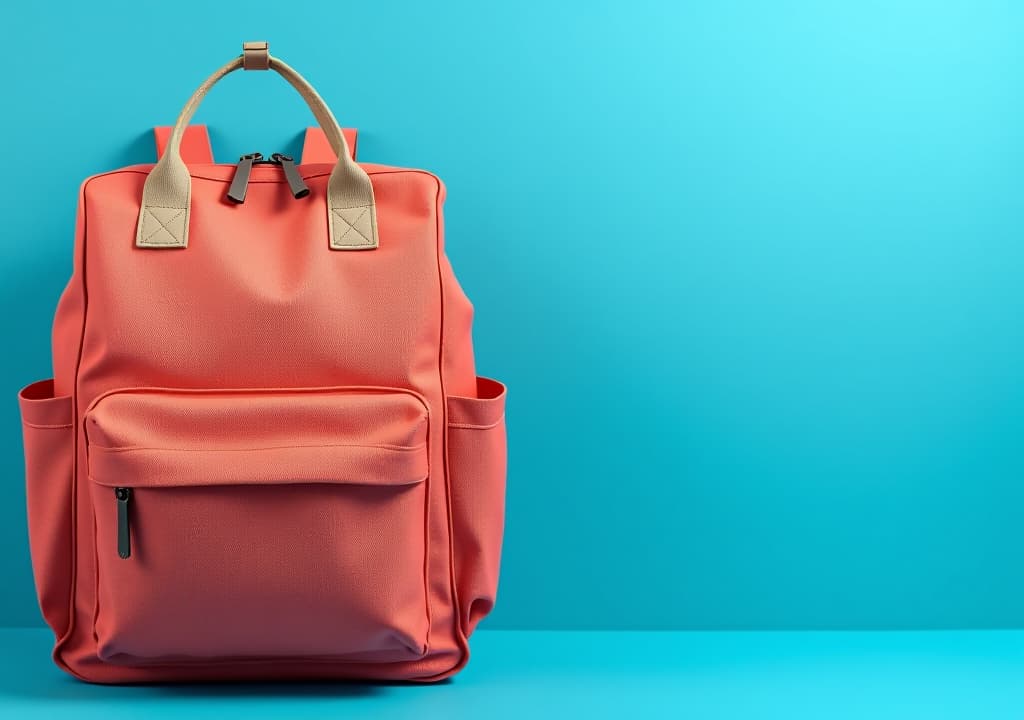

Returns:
90,441,426,454
332,206,373,246
447,416,505,431
141,208,185,244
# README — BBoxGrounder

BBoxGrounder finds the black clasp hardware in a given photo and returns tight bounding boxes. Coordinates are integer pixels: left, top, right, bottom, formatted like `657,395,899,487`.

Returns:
226,152,309,204
115,487,132,559
271,153,310,199
227,152,262,204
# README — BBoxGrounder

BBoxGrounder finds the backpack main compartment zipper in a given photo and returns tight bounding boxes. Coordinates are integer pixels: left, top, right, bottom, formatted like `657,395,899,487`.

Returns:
271,153,311,199
227,152,310,204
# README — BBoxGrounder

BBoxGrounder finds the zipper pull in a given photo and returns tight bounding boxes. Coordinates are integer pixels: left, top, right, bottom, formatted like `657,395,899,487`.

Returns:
227,152,262,204
115,487,132,559
271,153,310,199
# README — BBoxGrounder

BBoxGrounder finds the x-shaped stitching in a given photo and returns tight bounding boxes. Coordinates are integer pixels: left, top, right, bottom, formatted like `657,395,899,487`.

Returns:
143,209,185,244
333,207,372,245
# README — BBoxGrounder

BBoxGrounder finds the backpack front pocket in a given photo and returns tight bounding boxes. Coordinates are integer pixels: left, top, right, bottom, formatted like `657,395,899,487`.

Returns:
85,387,430,665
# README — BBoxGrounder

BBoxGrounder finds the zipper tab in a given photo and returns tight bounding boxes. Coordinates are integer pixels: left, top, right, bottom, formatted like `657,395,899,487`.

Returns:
271,153,310,199
115,487,132,559
227,152,262,204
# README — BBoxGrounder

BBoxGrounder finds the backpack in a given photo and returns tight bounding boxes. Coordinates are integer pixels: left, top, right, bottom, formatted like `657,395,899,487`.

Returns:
17,41,507,683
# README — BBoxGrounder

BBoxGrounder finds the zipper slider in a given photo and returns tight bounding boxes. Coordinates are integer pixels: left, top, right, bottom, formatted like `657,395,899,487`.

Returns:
227,152,262,204
115,487,132,559
271,153,310,199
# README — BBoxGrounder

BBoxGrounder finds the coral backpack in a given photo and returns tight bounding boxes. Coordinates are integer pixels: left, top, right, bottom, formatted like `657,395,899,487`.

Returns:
17,42,507,683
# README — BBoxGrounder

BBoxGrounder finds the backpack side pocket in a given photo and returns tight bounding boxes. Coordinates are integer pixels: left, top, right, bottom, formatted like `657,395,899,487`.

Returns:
19,379,73,635
447,377,507,636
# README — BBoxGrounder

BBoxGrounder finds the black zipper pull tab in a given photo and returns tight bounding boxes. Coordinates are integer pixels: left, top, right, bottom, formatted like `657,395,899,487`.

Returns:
271,153,310,199
115,487,132,559
227,152,262,204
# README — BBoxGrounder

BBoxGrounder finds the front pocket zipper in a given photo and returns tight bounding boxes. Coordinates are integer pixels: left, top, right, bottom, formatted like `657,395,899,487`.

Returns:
115,487,131,559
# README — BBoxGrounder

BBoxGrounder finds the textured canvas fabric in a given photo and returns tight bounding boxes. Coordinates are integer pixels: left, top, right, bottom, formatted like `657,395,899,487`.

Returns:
17,50,506,684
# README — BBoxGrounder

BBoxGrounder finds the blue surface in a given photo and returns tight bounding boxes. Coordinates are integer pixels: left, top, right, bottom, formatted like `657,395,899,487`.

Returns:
0,629,1021,719
3,1,1024,630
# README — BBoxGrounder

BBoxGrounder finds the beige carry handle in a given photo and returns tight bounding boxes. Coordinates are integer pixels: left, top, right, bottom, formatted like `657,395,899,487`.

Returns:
136,42,379,250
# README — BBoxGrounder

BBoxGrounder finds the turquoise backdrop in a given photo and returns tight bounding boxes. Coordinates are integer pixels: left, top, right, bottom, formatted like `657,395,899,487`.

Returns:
2,0,1022,630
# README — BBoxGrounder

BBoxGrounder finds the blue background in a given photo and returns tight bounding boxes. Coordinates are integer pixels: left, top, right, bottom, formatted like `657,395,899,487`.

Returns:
2,0,1022,631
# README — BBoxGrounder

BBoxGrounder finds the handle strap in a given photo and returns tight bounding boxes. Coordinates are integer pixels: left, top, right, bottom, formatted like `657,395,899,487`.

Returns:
154,126,358,163
137,43,378,251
